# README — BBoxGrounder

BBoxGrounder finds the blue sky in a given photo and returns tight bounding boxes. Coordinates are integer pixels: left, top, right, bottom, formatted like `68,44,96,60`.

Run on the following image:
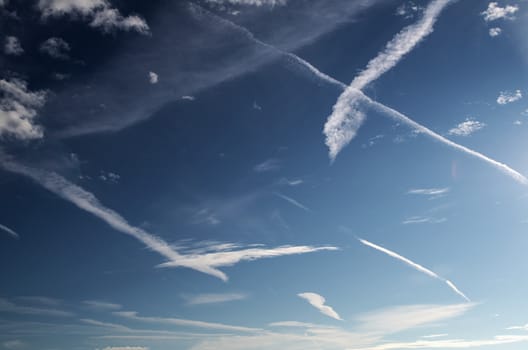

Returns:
2,0,528,349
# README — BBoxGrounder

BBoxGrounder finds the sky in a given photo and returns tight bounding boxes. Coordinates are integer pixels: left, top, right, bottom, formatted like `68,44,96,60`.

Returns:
2,0,528,349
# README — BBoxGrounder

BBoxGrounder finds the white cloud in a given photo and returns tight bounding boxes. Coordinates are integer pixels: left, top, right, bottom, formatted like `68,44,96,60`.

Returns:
514,120,522,126
101,347,149,350
402,216,447,224
407,187,450,196
507,324,528,330
357,238,470,301
298,292,343,321
497,90,522,105
40,37,70,60
158,242,338,282
205,0,287,6
0,78,46,140
0,297,73,317
448,118,485,136
2,340,25,349
37,0,149,34
274,192,311,212
4,36,23,56
277,178,304,186
482,2,519,22
0,223,19,239
489,27,502,37
421,333,449,339
148,72,158,84
0,156,337,282
324,0,454,160
83,300,122,310
181,95,195,101
253,158,280,172
183,293,247,305
115,310,261,333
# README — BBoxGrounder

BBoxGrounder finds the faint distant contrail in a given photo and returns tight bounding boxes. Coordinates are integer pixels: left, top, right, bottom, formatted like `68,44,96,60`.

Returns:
274,192,312,212
190,3,527,185
0,224,19,239
358,238,470,302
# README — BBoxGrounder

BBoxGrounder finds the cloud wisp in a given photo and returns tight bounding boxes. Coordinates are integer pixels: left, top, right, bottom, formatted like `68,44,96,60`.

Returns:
298,292,343,321
407,187,449,196
448,119,486,137
497,90,522,105
0,223,19,239
0,158,335,282
199,3,528,185
274,192,312,213
357,238,470,302
183,293,248,305
324,0,454,160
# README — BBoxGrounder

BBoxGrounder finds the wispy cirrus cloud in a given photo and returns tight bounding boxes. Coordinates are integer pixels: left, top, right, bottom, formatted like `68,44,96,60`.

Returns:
158,241,337,282
298,292,343,321
357,238,470,301
497,90,522,105
482,2,519,22
324,0,455,160
0,158,335,282
0,297,73,317
253,158,281,173
0,223,19,239
83,300,122,311
114,310,262,333
407,187,450,196
402,216,447,224
206,0,286,6
183,293,248,305
448,119,486,136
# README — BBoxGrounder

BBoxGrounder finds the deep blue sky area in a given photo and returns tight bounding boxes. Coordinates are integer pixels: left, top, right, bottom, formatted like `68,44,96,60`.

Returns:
2,1,528,350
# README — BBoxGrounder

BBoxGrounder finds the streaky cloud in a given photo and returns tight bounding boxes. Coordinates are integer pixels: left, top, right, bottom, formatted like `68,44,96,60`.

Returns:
0,223,19,239
357,238,470,302
183,293,247,305
324,0,454,161
201,7,528,185
0,157,335,281
274,192,312,212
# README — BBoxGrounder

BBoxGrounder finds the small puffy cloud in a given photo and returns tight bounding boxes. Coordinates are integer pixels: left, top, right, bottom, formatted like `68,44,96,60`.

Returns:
40,37,70,60
448,118,486,136
489,27,502,37
148,71,158,84
98,171,120,183
482,2,519,21
497,90,522,104
0,78,46,140
395,1,421,19
4,36,23,56
298,292,343,321
513,120,522,126
37,0,149,34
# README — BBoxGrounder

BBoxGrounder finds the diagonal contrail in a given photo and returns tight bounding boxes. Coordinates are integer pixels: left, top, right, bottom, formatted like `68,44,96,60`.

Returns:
190,4,527,185
358,237,470,302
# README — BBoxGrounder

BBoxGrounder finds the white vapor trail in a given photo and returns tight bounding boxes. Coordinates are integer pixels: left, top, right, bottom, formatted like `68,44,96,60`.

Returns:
192,4,527,185
324,0,454,161
358,238,470,302
0,224,19,239
274,192,312,212
0,158,335,281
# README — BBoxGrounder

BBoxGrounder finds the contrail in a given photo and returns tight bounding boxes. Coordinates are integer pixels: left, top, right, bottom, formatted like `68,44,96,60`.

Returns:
189,4,527,185
358,237,470,302
0,157,334,281
0,224,19,239
274,192,312,212
324,0,455,160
